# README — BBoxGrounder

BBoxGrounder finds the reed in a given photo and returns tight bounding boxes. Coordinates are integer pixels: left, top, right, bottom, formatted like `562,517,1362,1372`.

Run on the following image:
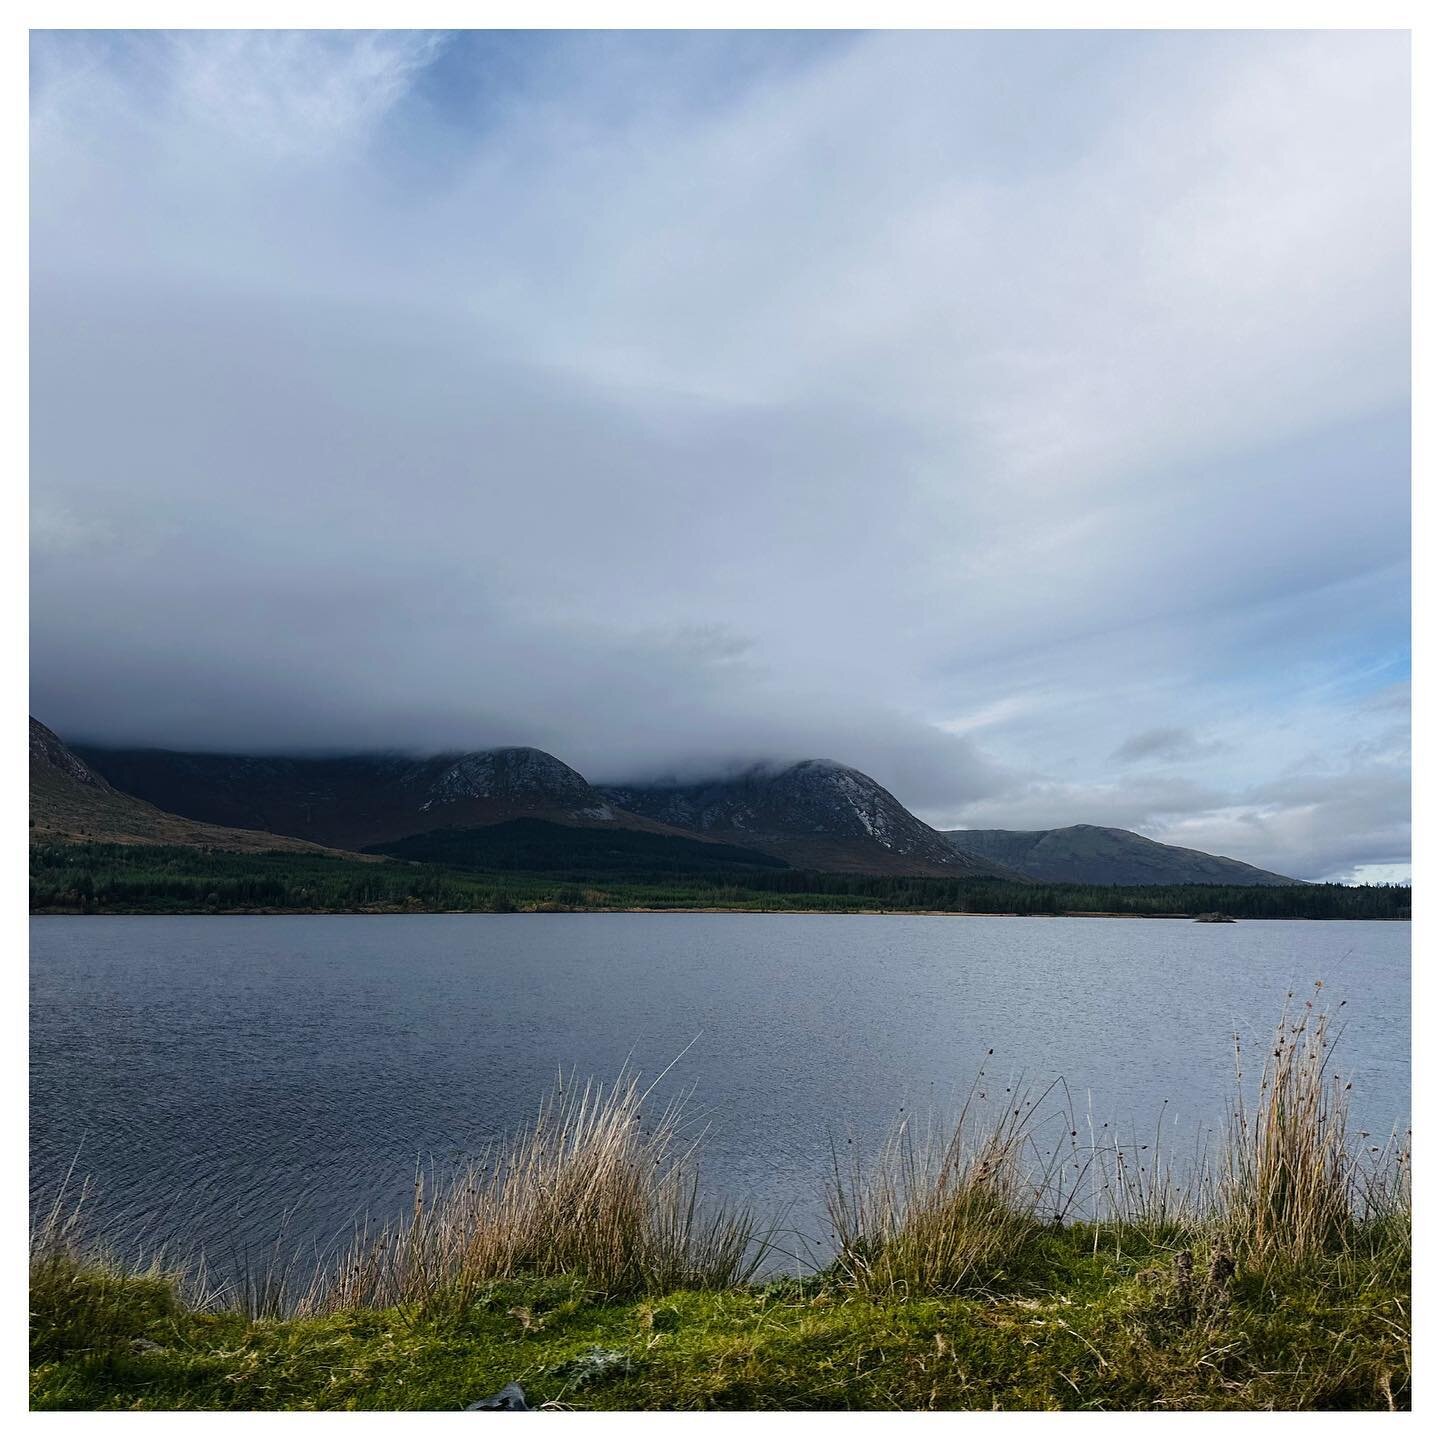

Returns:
29,1171,201,1361
1219,985,1409,1266
297,1070,765,1314
825,1075,1058,1295
30,989,1408,1327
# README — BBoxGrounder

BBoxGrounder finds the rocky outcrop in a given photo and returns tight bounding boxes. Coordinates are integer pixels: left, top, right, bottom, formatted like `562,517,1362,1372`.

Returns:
603,760,1012,877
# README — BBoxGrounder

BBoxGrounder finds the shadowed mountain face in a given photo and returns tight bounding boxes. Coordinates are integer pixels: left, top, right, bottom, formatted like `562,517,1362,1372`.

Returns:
69,742,1014,876
69,744,649,852
30,718,346,855
943,824,1296,886
601,761,1011,877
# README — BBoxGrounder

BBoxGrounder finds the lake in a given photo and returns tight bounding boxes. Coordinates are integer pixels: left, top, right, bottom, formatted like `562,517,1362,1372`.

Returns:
30,914,1410,1274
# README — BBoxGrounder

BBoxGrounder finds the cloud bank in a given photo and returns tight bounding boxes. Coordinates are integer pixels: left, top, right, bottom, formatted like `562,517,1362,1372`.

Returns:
29,30,1411,881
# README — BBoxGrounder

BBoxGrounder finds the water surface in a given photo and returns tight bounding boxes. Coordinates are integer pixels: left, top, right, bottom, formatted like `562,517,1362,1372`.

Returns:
30,914,1409,1269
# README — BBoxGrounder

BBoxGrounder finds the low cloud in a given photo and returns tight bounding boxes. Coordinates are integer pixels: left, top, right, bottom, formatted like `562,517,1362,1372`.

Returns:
29,30,1410,877
1111,726,1226,766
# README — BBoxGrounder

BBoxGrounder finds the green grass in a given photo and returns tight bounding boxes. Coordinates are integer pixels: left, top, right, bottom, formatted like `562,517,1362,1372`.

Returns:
30,1228,1409,1410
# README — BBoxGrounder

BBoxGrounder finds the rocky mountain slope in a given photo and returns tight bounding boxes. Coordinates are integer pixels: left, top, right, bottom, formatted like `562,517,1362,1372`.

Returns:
942,824,1296,886
73,742,1016,876
601,761,1012,877
30,718,348,855
47,725,1296,884
70,744,662,852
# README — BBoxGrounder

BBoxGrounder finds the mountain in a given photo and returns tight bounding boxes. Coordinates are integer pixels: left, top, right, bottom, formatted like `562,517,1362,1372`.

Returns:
30,718,345,854
601,761,1013,877
39,725,1295,885
72,743,681,852
76,745,1014,876
942,824,1296,886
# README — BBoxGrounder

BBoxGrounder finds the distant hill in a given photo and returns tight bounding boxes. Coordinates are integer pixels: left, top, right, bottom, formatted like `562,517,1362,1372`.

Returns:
601,761,1014,878
30,718,347,855
942,824,1296,886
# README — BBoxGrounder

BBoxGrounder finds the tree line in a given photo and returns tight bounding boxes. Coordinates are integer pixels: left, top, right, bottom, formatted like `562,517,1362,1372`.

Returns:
30,841,1410,920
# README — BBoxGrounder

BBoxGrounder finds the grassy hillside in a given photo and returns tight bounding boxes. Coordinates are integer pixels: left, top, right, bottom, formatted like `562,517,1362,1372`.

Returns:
30,841,1410,918
30,718,356,858
371,819,791,877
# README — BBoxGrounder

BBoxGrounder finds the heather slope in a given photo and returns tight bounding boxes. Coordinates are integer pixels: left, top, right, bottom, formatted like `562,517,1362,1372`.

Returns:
30,719,350,856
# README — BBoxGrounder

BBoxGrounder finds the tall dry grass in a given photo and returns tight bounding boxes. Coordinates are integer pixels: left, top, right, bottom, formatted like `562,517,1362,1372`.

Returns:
30,1165,208,1357
825,987,1409,1293
826,1075,1059,1295
298,1070,765,1314
1220,985,1410,1266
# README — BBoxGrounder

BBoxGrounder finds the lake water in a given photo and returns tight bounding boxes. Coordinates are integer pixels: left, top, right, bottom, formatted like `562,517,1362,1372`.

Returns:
30,914,1410,1273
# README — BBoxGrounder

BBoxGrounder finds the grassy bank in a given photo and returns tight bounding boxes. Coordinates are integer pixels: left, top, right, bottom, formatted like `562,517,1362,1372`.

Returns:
31,996,1409,1411
30,841,1411,919
30,1233,1409,1410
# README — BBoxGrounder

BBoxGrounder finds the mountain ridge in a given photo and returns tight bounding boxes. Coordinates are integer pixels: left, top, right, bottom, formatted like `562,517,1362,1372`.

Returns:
50,727,1295,883
69,741,1014,877
601,760,1014,878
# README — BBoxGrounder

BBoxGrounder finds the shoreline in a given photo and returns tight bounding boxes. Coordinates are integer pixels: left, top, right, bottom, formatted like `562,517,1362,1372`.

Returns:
31,1003,1412,1412
28,906,1410,920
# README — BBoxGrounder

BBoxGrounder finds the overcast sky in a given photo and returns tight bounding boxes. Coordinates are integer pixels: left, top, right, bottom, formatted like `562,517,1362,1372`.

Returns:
29,30,1410,882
